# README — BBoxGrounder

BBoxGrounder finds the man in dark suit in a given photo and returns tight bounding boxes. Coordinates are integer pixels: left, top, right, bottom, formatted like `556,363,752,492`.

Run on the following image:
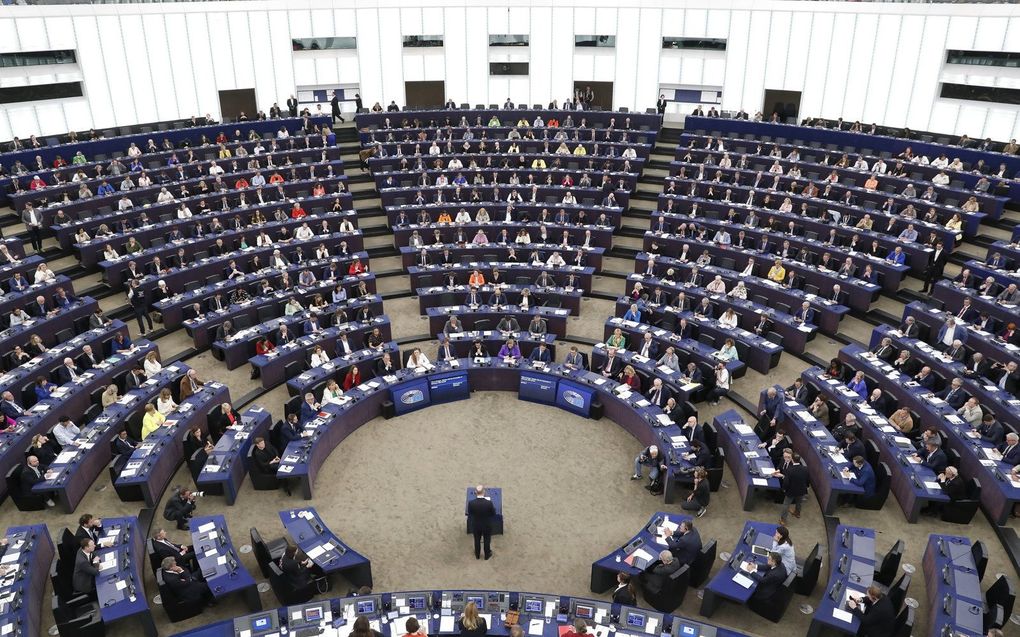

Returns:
665,520,701,566
564,346,585,370
866,389,889,416
73,538,100,596
57,357,84,384
467,485,496,560
599,348,622,378
287,95,298,117
125,367,147,390
752,314,773,337
747,552,788,613
163,486,198,530
20,455,53,506
528,343,552,363
916,439,948,475
921,242,948,295
207,294,226,313
0,391,24,422
152,528,197,570
785,378,810,405
642,550,682,596
999,433,1020,466
77,345,100,370
934,377,966,407
841,434,866,466
113,430,137,463
27,295,50,318
847,585,896,637
75,514,103,545
898,317,919,338
872,338,895,362
160,556,213,606
776,449,809,523
756,387,782,440
991,361,1020,395
645,379,671,408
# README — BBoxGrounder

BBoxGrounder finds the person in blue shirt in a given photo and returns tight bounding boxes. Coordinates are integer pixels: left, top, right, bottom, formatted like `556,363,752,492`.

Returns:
528,342,552,363
303,313,322,334
110,332,133,353
34,376,54,402
897,224,918,243
848,455,876,499
885,246,906,265
793,301,814,326
846,371,868,399
96,181,115,197
52,287,76,308
8,272,27,293
299,393,320,424
622,303,642,322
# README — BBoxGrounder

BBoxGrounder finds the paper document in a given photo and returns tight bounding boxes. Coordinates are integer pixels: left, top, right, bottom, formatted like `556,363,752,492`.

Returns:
440,616,456,633
732,573,754,588
528,619,545,636
832,608,853,623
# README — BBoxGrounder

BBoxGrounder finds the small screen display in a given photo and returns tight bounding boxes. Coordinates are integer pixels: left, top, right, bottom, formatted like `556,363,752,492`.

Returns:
575,605,594,619
467,596,484,608
626,613,645,628
409,597,426,610
304,607,323,622
357,600,376,614
524,599,543,613
678,624,698,637
252,616,271,631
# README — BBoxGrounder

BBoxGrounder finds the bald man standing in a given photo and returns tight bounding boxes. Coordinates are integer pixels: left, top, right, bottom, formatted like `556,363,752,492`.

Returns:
467,485,495,560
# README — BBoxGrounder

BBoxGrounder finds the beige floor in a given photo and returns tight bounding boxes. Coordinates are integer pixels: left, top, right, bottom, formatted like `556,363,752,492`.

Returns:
0,158,1017,637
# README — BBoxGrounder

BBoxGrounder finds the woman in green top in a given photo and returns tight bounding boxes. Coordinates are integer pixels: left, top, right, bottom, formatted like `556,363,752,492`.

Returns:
605,327,627,349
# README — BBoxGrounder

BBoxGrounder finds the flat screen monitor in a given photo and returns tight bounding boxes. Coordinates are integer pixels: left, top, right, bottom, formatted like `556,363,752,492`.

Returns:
625,613,645,629
466,596,484,609
523,599,543,614
251,615,272,632
304,606,323,623
408,596,427,610
674,623,699,637
357,599,376,615
574,605,594,620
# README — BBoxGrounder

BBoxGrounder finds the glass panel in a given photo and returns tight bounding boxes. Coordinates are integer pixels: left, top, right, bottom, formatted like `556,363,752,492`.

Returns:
661,38,727,51
403,35,444,48
488,35,529,47
291,37,357,51
575,35,616,48
489,62,529,76
0,82,83,104
0,49,77,68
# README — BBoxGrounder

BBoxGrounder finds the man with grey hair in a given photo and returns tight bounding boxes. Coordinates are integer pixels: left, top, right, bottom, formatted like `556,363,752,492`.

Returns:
160,556,214,606
999,432,1020,465
642,549,682,596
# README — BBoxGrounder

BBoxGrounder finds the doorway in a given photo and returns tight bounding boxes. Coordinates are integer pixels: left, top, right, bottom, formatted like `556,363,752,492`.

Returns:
573,81,614,110
405,81,446,109
762,89,802,124
218,89,258,122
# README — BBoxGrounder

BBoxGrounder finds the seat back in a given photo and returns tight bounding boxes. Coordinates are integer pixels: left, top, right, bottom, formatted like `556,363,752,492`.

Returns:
689,539,716,587
250,527,274,577
985,574,1015,620
892,605,914,637
971,541,988,580
874,539,903,586
889,572,911,611
794,542,822,595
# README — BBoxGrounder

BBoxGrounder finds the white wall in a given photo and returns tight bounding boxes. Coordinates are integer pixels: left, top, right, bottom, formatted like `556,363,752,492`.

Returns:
2,0,1020,140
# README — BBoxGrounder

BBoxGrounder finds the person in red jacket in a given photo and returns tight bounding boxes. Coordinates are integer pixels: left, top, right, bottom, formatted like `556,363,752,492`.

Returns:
342,365,361,391
348,256,366,275
290,202,307,219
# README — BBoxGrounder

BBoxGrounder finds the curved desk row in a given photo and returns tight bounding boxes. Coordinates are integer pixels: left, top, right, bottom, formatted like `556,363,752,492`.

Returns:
35,362,186,512
677,134,1005,216
114,381,231,508
712,411,782,511
94,516,156,636
631,254,849,335
922,535,985,637
800,366,949,522
409,263,593,295
427,306,569,340
639,233,879,313
683,116,1019,204
189,515,261,610
183,275,378,348
808,525,877,637
420,283,582,316
598,320,746,382
279,506,373,589
285,342,399,398
760,388,865,515
276,359,695,502
931,280,1020,333
1,337,155,500
963,260,1020,291
400,244,604,272
0,524,53,637
0,319,128,406
590,512,694,593
385,202,616,229
212,297,385,370
838,345,1020,526
169,589,743,637
196,406,273,505
81,199,354,269
608,308,781,374
652,201,933,277
648,215,908,295
158,254,371,327
249,317,392,389
397,221,615,250
899,301,1019,378
0,297,99,368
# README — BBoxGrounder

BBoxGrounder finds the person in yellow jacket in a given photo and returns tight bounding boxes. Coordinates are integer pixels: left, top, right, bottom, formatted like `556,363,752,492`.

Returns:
141,402,166,439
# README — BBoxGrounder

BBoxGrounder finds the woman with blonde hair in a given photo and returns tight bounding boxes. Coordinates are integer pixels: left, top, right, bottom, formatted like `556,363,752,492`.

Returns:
458,601,488,637
143,350,162,376
141,403,166,439
156,388,177,415
101,383,120,408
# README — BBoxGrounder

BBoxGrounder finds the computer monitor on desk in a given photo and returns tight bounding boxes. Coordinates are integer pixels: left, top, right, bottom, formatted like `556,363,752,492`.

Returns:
670,617,716,637
517,593,560,617
569,599,611,624
442,591,509,614
617,608,663,633
341,594,383,618
287,601,333,630
235,611,279,637
392,591,433,613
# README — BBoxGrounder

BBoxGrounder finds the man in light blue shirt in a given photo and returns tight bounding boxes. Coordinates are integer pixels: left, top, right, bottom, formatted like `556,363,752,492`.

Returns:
897,224,918,242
